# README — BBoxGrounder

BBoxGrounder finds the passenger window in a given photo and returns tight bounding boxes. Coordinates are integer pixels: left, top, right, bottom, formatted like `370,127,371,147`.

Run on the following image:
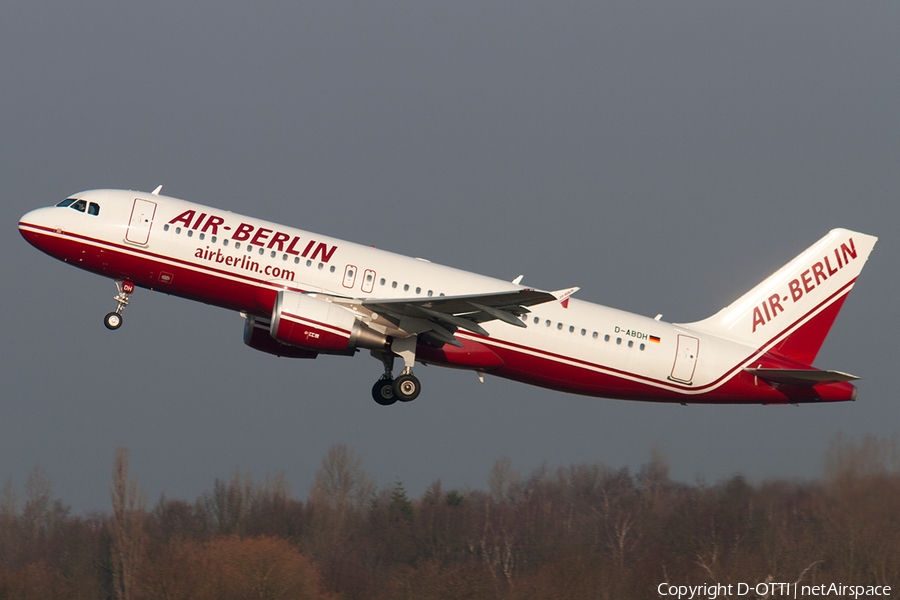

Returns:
581,329,586,336
557,323,563,330
545,320,551,327
164,224,170,232
294,257,300,264
176,227,182,234
628,340,633,348
415,287,421,294
380,278,386,285
235,242,241,249
187,230,193,237
392,281,398,288
223,239,228,246
199,233,205,240
56,198,76,207
88,202,100,216
568,325,574,333
640,343,645,350
270,251,276,258
70,199,87,212
211,236,217,243
404,284,409,291
533,317,539,324
330,266,335,273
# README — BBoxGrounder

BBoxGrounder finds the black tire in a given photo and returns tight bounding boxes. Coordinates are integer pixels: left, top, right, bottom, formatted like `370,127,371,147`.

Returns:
104,312,123,330
372,379,397,406
393,374,421,402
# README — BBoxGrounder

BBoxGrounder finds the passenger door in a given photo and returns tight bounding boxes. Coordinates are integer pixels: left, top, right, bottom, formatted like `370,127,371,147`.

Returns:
125,198,157,245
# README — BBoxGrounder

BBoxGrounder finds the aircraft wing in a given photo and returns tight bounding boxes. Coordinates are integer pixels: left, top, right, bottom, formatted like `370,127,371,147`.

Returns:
323,288,562,348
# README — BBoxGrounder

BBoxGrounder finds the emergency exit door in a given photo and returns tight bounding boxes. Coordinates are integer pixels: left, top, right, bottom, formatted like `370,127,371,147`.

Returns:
669,335,700,384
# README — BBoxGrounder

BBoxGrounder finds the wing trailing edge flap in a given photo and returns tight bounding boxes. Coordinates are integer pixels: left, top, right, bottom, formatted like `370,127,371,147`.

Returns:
359,287,571,346
743,368,859,387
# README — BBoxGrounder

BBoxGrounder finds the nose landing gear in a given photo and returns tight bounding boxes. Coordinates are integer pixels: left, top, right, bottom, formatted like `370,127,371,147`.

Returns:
104,280,134,330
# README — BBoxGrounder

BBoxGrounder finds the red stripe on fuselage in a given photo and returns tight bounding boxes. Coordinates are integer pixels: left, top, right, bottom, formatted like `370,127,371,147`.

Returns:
19,223,301,313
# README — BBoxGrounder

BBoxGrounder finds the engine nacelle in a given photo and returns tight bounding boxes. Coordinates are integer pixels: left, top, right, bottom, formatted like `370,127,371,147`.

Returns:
270,291,387,353
243,315,318,359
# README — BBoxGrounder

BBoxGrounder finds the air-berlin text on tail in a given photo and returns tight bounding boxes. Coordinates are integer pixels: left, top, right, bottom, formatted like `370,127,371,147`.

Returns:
751,238,858,333
168,210,338,263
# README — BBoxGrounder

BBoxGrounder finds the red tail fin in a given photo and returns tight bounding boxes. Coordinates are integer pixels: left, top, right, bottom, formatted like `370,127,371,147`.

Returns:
769,293,848,364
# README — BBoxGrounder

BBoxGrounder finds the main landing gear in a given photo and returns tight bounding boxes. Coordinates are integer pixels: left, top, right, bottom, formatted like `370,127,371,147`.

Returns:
104,280,134,330
371,336,422,405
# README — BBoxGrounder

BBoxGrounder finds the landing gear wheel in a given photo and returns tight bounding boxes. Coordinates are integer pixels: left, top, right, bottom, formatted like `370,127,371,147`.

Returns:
393,374,421,402
104,312,123,330
372,379,397,406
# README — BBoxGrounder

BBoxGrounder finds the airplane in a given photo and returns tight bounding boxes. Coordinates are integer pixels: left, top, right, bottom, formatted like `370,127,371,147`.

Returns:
19,188,877,406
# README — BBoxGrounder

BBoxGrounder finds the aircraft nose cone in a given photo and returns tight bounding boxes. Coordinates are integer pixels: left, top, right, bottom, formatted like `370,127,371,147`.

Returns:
19,208,41,237
18,207,57,251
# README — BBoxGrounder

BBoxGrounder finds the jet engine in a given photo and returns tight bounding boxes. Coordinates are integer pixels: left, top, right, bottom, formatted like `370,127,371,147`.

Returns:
270,290,387,354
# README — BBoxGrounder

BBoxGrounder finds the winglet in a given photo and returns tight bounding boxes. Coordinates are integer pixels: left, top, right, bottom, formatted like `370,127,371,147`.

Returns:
151,185,163,195
512,275,524,285
551,287,580,309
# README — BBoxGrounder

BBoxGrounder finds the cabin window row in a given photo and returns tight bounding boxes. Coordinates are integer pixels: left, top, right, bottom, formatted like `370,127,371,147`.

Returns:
377,277,443,297
525,314,646,350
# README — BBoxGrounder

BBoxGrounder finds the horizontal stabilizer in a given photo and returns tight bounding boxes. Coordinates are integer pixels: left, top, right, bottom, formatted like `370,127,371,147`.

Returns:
744,368,859,387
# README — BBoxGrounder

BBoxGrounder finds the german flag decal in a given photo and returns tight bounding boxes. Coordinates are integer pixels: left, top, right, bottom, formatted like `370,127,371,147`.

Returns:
649,335,661,343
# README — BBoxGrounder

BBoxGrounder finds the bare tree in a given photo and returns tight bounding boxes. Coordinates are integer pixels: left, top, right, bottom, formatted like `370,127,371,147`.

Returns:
0,477,17,522
823,432,900,483
309,444,375,512
308,444,375,559
110,447,146,600
488,456,521,503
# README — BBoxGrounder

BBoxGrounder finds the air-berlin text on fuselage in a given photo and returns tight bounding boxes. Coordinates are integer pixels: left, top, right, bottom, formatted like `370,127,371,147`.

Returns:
751,238,858,333
167,210,338,263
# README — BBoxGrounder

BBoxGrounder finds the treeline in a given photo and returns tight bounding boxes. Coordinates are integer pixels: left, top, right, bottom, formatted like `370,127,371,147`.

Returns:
1,435,899,600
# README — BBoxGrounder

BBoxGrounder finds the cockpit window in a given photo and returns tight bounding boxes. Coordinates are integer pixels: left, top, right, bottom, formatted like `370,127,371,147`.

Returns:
88,202,100,216
56,198,76,207
70,199,87,212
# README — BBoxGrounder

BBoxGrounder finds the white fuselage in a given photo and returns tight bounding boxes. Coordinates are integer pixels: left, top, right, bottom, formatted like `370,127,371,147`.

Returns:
19,189,873,404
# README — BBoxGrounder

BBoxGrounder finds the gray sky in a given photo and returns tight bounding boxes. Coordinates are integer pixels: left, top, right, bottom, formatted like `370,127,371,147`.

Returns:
2,1,898,513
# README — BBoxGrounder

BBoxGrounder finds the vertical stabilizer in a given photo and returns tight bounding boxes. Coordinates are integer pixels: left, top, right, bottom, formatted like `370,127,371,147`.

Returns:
684,229,877,363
